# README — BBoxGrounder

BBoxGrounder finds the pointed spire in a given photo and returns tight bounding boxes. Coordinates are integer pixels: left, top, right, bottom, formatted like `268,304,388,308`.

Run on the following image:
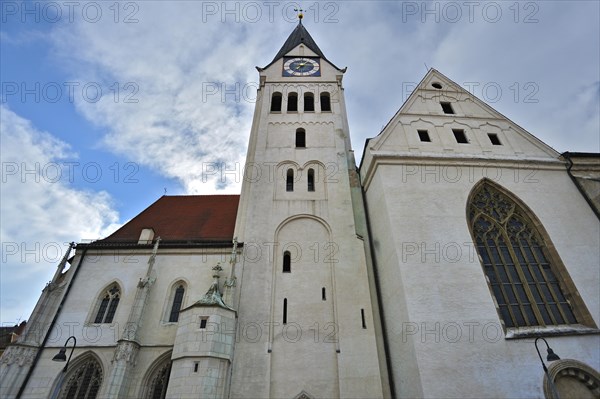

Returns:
259,19,344,72
270,22,326,63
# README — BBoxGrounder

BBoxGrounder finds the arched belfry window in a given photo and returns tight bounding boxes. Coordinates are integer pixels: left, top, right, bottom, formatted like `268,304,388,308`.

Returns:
94,284,120,323
320,92,331,112
271,92,282,112
168,284,185,322
288,92,298,112
304,92,315,112
468,181,585,329
57,355,103,399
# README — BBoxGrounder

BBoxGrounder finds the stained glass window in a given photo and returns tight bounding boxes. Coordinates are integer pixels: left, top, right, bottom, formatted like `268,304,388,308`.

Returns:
94,285,120,324
59,357,102,399
469,182,578,328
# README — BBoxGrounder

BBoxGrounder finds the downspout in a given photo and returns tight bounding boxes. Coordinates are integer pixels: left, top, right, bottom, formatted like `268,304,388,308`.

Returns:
16,247,88,398
563,152,600,221
361,187,396,399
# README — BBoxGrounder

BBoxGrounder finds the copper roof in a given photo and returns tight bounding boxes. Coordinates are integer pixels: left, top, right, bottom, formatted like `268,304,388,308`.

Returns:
102,195,239,243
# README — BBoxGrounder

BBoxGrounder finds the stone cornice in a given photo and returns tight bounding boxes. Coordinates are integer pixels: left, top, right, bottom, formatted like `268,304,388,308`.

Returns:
361,152,565,191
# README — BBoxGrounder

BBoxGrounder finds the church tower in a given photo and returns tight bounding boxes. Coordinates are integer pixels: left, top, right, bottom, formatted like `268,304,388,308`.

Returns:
231,16,389,398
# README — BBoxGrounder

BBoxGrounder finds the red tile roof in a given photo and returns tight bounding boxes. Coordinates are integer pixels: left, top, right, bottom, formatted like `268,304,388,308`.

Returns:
102,195,239,243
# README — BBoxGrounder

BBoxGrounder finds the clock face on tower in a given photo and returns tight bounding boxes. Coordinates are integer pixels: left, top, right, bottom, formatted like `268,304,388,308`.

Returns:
283,57,321,77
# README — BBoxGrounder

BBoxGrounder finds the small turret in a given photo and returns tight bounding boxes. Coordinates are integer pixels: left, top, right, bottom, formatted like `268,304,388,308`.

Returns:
168,264,237,398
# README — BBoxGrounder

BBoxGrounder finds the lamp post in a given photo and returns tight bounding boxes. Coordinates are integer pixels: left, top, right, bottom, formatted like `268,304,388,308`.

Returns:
50,336,77,399
535,337,561,399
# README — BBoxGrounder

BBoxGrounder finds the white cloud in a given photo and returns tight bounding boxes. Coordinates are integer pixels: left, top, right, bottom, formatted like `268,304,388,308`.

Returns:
0,105,120,324
48,3,283,194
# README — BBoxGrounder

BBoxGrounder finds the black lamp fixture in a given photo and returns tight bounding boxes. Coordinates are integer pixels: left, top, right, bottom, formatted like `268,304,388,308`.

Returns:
535,337,561,399
535,337,561,372
52,336,77,372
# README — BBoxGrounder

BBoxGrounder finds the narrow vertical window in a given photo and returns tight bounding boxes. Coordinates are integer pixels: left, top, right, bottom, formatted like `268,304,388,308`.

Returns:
283,298,288,324
286,169,294,192
193,362,199,373
304,93,315,112
295,128,306,148
361,309,367,329
270,92,282,112
168,285,185,322
441,102,455,114
94,284,120,323
307,169,315,192
322,287,326,301
283,251,291,273
488,133,502,145
320,92,331,112
287,92,298,112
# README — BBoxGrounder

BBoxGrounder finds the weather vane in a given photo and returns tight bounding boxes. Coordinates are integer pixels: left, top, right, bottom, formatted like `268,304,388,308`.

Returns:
294,7,304,20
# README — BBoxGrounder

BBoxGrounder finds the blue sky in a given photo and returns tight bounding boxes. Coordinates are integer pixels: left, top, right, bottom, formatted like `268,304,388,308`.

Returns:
1,1,599,325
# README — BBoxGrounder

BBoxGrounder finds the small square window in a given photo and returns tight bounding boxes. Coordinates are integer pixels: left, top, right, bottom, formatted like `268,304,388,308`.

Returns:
441,102,455,114
417,130,431,142
453,129,468,144
488,133,502,145
199,317,208,329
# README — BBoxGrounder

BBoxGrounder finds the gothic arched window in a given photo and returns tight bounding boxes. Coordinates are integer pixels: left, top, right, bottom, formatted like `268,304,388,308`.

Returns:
94,284,120,323
142,354,172,399
58,356,103,399
468,181,584,329
146,362,171,399
168,284,185,322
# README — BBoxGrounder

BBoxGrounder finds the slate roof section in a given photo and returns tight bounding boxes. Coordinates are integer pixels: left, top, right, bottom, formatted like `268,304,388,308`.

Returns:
101,195,239,243
262,21,343,71
272,21,326,62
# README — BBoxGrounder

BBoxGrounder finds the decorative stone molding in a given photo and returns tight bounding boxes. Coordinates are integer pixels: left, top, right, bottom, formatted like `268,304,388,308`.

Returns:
544,359,600,399
0,345,37,366
112,340,140,366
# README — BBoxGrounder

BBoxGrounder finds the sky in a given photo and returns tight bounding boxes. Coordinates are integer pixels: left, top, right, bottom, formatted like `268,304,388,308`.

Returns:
1,1,599,325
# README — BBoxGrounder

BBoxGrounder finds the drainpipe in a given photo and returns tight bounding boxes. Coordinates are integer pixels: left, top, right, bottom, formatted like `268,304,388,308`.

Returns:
16,247,88,398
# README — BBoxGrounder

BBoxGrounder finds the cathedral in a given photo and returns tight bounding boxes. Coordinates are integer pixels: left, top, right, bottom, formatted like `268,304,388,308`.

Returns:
1,17,599,399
